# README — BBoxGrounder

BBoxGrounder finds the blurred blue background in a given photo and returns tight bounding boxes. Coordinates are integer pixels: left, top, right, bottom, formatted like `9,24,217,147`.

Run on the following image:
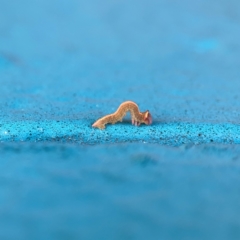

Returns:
1,0,240,239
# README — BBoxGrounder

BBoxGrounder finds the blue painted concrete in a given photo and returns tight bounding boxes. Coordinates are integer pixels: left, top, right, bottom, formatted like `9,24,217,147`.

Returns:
1,0,240,239
1,143,240,240
1,120,240,145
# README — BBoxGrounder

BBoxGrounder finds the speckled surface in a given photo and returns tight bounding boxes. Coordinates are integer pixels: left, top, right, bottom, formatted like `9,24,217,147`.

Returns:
1,0,240,239
1,120,240,145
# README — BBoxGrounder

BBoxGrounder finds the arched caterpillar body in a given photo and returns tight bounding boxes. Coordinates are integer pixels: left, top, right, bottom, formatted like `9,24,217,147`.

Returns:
92,101,152,129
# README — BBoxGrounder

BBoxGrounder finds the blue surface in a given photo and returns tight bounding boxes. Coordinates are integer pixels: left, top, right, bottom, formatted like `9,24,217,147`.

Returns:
1,143,240,240
1,0,240,239
1,120,240,145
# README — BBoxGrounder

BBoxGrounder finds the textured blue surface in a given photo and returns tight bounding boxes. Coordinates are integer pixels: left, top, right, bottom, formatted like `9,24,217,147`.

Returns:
1,143,240,240
1,0,240,239
1,120,240,145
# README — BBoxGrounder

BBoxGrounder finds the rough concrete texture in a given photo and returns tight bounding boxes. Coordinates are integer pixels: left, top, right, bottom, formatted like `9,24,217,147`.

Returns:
1,0,240,239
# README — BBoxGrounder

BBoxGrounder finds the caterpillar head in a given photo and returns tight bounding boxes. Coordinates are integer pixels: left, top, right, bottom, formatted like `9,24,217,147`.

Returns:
143,110,152,125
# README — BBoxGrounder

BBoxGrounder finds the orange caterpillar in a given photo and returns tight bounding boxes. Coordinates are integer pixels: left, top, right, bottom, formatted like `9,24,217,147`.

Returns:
92,101,152,129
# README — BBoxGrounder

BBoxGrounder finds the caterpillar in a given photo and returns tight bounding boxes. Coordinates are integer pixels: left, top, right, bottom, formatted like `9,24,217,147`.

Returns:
92,101,152,129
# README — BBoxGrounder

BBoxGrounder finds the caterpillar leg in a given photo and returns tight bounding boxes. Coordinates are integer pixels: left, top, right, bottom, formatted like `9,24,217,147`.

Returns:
135,121,140,126
132,118,141,126
92,122,105,130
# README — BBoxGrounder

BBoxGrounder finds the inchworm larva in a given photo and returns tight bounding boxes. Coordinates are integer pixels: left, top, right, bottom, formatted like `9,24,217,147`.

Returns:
92,101,152,129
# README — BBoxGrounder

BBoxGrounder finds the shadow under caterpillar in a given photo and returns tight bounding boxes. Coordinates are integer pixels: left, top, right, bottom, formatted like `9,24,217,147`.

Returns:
92,101,152,129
